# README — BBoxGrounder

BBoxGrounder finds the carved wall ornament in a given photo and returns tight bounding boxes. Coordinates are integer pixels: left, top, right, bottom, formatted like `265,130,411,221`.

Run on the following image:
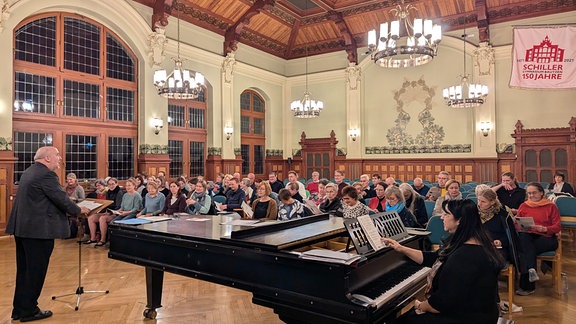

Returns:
474,42,495,76
345,63,361,90
0,136,12,151
0,0,11,33
147,27,167,68
222,52,236,84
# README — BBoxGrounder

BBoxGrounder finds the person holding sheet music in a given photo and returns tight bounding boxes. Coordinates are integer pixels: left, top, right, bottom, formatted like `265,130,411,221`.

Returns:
185,180,213,215
277,189,308,221
85,177,125,246
382,199,504,324
251,181,278,220
515,182,561,296
341,186,374,218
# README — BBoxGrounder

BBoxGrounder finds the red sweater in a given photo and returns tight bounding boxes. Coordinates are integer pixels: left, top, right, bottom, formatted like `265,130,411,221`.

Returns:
516,201,561,237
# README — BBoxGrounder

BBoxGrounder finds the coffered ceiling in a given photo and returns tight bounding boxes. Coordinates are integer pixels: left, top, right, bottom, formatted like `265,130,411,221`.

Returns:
133,0,576,62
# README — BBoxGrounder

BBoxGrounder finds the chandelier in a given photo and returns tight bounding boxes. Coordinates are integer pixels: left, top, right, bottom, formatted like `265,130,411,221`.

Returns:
290,0,324,118
153,4,204,100
367,0,441,68
443,33,488,108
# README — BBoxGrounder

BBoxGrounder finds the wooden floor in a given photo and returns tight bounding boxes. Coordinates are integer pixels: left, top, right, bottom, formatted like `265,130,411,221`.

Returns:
1,235,575,324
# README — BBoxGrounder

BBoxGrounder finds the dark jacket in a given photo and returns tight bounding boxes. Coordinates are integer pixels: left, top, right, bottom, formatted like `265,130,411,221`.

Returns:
269,180,284,194
6,162,81,239
225,188,246,211
548,182,575,196
319,198,343,217
106,185,125,212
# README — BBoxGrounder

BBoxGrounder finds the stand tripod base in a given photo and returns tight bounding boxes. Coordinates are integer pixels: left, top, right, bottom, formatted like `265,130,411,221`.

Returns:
52,286,109,311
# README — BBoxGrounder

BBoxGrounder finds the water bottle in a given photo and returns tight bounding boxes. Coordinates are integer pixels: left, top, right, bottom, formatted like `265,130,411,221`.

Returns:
561,272,568,293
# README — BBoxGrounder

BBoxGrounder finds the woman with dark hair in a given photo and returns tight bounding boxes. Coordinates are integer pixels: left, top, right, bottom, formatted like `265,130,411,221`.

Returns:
161,181,187,215
134,175,146,195
382,199,504,324
368,182,387,212
433,179,462,216
515,182,561,296
341,185,374,218
548,171,575,196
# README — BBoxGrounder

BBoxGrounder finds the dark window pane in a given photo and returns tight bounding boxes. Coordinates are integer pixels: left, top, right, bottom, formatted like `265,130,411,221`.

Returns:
14,72,56,114
13,132,52,184
539,149,552,167
108,137,134,179
555,149,568,167
66,134,97,180
253,118,264,135
323,154,330,167
540,170,553,183
168,140,183,177
307,153,313,166
189,108,205,129
315,153,321,166
63,17,100,75
241,116,250,133
15,17,56,66
63,80,100,118
253,95,264,112
168,104,185,127
254,145,264,174
525,170,538,182
106,33,135,81
241,144,250,174
107,87,134,122
525,150,537,167
240,92,250,110
189,142,204,176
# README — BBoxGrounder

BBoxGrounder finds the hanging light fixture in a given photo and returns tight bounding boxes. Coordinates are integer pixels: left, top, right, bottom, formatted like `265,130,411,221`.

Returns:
290,0,324,118
367,0,441,68
443,32,488,108
153,3,204,99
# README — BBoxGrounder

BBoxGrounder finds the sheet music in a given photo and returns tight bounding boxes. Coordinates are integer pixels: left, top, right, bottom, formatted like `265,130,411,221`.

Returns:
514,216,535,231
304,199,322,215
139,216,172,222
215,202,224,212
241,201,254,218
77,200,103,210
357,215,385,251
110,209,123,215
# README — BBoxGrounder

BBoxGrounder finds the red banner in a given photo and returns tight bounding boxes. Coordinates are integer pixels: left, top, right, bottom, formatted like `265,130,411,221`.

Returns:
510,26,576,89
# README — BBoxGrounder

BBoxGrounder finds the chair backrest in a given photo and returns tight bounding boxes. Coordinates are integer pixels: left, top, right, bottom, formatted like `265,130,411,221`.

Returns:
426,215,449,245
556,197,576,216
424,201,435,219
468,196,478,204
364,198,371,206
212,195,226,204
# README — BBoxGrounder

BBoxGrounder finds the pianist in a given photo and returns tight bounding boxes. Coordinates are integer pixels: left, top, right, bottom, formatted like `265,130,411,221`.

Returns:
382,199,504,324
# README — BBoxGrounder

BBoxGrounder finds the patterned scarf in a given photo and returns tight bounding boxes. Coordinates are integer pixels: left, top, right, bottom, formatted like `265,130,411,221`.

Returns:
479,200,502,224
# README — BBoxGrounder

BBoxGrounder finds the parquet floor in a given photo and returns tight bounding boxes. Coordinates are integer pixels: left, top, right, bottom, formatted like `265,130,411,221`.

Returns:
1,235,575,324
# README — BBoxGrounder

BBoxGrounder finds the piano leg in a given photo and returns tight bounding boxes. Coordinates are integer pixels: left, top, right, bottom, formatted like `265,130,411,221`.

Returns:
144,267,164,319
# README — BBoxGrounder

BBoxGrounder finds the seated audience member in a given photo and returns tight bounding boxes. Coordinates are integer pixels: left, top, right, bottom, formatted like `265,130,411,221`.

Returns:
85,177,125,245
433,179,462,216
177,178,189,197
162,181,187,215
385,186,421,228
186,177,198,197
515,182,561,296
157,176,170,197
211,173,225,196
412,177,430,197
384,177,397,187
341,186,374,219
352,182,367,204
309,179,329,206
548,171,575,196
306,171,321,194
287,181,304,203
65,172,85,202
277,188,308,221
86,179,107,199
140,175,155,198
285,170,307,198
359,174,376,199
249,178,262,204
370,173,382,190
474,184,491,197
476,187,520,265
134,175,146,195
334,170,348,198
368,182,387,212
240,178,253,202
251,181,278,220
491,172,526,215
137,181,165,217
268,172,284,194
221,177,246,212
399,183,428,227
319,182,343,217
425,171,450,201
382,199,504,324
185,180,213,215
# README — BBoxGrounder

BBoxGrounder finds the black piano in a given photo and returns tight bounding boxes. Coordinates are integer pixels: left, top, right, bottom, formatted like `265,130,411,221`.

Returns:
108,213,429,323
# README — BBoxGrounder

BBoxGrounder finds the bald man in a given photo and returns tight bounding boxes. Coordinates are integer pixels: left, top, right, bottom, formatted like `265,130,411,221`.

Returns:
6,146,90,322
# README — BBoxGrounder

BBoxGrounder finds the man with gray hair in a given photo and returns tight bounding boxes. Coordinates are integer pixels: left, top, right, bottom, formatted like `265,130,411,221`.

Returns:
412,177,430,197
6,146,90,322
425,171,450,201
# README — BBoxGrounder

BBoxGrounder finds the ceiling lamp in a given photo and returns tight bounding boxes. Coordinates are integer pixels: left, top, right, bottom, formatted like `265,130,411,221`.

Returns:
290,0,324,118
153,4,204,99
367,0,441,68
443,32,488,108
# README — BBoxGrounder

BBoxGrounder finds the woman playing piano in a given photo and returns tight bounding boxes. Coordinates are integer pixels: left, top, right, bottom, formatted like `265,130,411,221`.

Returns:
382,199,504,324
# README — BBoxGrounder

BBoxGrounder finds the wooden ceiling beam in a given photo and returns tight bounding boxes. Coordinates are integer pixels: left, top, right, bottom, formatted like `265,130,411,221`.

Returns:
475,0,490,43
328,11,358,64
284,20,301,58
311,0,334,12
151,0,173,30
224,0,276,55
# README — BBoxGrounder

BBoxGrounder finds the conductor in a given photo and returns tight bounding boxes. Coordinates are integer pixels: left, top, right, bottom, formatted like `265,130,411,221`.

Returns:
6,146,90,322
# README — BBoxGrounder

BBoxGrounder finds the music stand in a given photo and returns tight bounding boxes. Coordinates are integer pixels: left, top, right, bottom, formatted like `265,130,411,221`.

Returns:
51,199,112,310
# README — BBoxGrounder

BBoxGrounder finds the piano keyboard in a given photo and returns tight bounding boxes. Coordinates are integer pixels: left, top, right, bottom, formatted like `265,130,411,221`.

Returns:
350,264,431,308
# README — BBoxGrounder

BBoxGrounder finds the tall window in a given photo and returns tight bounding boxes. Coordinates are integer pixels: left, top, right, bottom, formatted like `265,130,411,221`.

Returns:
240,90,265,176
167,97,207,178
13,13,138,182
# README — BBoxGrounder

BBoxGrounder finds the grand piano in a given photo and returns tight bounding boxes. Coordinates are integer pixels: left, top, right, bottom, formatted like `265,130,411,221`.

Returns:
108,213,430,323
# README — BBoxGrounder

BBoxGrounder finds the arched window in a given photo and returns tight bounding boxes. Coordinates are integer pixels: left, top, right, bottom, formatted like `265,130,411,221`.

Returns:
12,13,138,183
240,90,265,176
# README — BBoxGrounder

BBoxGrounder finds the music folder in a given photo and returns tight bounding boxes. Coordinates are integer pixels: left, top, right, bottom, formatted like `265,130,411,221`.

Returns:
77,198,113,216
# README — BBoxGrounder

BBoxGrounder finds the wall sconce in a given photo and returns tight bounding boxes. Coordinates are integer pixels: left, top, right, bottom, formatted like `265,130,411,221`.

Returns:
152,117,164,135
224,126,233,140
480,121,492,137
349,129,360,141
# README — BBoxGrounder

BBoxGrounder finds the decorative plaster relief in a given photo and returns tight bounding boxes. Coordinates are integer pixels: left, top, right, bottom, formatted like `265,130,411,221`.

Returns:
265,149,283,157
148,27,167,68
222,52,236,84
139,144,168,154
0,0,10,33
496,143,514,154
208,147,222,156
345,63,361,90
0,136,12,151
474,42,495,76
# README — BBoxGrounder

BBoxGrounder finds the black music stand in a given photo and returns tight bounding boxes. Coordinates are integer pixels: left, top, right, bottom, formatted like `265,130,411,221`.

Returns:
52,202,111,310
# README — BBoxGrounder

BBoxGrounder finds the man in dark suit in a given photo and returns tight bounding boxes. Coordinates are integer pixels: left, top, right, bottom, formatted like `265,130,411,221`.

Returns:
6,146,89,322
